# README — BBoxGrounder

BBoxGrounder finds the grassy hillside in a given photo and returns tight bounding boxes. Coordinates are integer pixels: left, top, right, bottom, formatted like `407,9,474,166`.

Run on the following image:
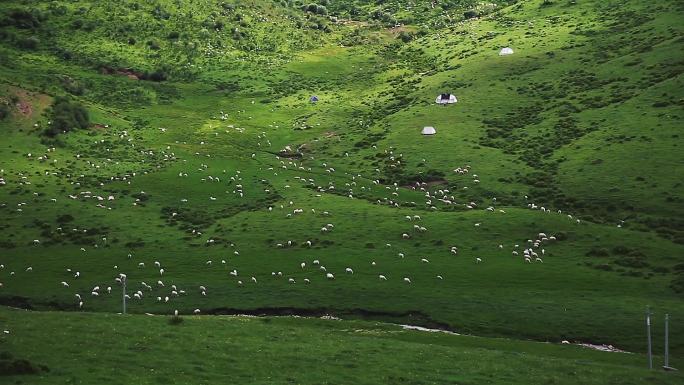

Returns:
323,0,515,26
0,0,329,73
0,307,680,384
0,0,682,382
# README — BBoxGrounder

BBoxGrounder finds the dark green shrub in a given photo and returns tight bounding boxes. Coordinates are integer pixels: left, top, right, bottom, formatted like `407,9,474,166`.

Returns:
463,10,478,19
45,97,89,137
132,192,150,202
0,357,46,375
594,264,613,271
62,78,85,96
16,36,39,50
398,31,414,43
152,5,170,20
672,275,684,293
614,257,649,269
5,9,43,29
56,214,74,223
0,103,9,120
48,3,67,16
586,247,609,257
612,245,630,254
555,231,568,241
146,40,160,50
142,68,168,82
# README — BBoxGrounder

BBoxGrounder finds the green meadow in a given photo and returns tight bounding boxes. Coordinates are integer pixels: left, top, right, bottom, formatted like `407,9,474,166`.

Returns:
0,0,682,383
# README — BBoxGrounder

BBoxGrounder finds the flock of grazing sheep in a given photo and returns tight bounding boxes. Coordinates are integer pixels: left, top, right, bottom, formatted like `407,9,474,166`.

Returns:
0,109,586,316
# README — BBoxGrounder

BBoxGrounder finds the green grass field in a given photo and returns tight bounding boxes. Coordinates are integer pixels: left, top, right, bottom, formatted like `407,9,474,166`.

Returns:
0,0,682,383
0,307,680,385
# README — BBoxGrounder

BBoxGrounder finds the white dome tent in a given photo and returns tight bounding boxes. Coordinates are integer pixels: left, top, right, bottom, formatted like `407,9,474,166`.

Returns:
435,93,457,105
422,126,436,135
499,47,514,56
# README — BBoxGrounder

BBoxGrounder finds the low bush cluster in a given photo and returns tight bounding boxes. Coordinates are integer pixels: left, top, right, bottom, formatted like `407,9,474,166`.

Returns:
0,103,10,120
45,97,90,137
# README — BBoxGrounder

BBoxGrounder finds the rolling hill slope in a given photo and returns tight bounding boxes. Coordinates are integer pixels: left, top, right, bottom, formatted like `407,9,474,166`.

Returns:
0,0,682,383
0,306,677,385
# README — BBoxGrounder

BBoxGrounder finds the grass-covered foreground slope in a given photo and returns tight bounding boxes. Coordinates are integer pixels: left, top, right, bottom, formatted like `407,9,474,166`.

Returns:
0,0,682,380
0,307,681,385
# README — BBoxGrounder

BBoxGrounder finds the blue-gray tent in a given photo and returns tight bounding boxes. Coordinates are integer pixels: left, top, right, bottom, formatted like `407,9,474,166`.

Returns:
310,95,319,103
